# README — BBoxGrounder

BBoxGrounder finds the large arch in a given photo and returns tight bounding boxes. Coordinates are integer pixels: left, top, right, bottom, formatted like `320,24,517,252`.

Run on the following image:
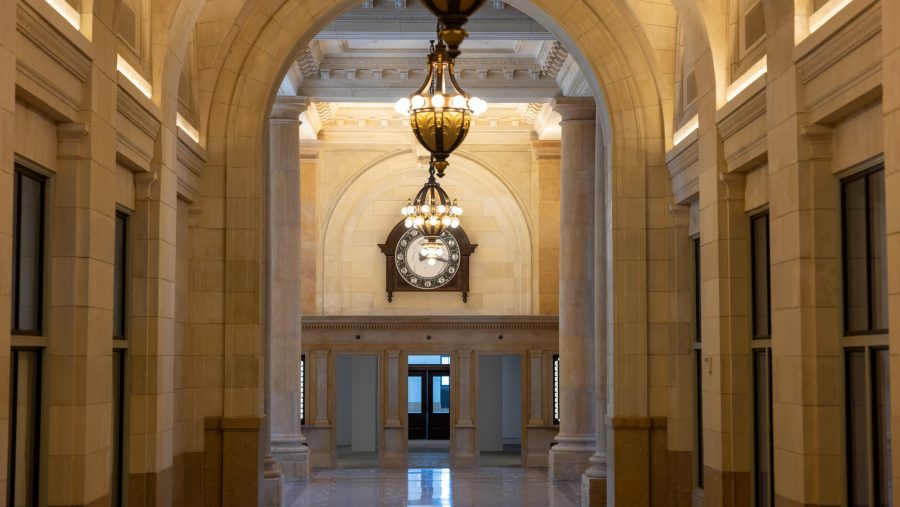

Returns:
177,0,719,502
320,149,535,315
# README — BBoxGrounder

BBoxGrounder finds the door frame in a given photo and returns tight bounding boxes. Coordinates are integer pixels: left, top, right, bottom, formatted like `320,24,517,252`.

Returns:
474,351,526,467
333,352,382,456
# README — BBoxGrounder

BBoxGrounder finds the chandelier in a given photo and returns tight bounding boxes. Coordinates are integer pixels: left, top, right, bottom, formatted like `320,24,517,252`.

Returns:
419,0,487,58
401,160,463,265
394,38,487,178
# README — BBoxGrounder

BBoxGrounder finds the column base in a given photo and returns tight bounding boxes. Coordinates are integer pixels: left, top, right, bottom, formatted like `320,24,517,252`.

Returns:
581,474,607,507
263,473,283,507
272,436,311,482
549,436,595,481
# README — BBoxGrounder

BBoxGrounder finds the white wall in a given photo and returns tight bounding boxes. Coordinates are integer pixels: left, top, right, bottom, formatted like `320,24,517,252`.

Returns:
335,355,378,452
479,355,504,451
502,355,522,445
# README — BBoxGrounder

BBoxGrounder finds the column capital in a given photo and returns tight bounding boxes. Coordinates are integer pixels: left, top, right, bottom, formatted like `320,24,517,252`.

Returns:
552,96,596,122
271,96,309,123
531,139,561,160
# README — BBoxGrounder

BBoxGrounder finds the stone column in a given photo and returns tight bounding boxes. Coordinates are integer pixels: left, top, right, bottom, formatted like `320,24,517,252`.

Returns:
267,96,310,486
381,350,406,467
884,5,900,504
452,349,477,466
549,97,596,481
583,106,608,505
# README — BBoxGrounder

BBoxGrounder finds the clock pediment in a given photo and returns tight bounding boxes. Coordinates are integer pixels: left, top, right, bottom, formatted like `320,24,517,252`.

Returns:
378,221,477,302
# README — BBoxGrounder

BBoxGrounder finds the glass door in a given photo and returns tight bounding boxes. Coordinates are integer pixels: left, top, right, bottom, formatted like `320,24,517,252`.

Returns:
428,371,450,440
408,372,427,440
408,367,450,440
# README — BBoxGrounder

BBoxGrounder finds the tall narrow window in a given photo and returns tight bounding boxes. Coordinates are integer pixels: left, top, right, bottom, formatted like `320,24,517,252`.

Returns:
847,349,869,506
693,236,703,489
112,211,129,505
752,349,773,507
553,354,560,426
750,212,770,338
300,354,306,425
12,168,46,334
872,348,892,505
7,349,42,506
114,212,128,339
842,168,888,334
111,350,126,506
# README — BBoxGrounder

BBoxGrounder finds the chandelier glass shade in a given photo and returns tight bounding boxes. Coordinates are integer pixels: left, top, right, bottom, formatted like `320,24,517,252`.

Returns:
395,39,487,178
401,160,463,264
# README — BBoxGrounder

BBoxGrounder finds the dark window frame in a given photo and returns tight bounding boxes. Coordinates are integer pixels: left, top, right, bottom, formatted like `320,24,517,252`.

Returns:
552,354,560,426
841,166,888,336
692,234,703,489
752,348,774,507
7,348,42,506
11,166,46,336
114,212,129,340
111,349,127,507
750,211,771,339
300,354,306,426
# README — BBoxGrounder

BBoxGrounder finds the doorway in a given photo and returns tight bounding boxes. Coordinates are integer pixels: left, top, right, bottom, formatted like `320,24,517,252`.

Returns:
478,354,522,467
408,354,451,468
335,354,379,468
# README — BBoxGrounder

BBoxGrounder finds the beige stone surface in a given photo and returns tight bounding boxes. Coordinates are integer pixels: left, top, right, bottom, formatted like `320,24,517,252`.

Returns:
2,0,899,504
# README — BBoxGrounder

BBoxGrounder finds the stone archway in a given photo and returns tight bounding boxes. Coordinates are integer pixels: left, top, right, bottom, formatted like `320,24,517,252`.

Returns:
192,0,690,504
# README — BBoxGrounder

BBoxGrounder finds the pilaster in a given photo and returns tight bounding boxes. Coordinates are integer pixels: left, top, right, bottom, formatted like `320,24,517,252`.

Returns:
452,349,477,466
381,350,407,467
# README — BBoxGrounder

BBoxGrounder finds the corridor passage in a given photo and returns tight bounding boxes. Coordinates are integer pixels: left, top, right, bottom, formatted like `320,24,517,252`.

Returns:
284,468,580,506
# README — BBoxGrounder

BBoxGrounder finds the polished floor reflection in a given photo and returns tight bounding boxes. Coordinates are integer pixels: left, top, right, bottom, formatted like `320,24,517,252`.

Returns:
285,467,580,506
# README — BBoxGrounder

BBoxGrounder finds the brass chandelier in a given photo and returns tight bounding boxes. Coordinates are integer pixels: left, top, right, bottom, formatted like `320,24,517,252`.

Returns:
394,37,487,178
401,159,463,265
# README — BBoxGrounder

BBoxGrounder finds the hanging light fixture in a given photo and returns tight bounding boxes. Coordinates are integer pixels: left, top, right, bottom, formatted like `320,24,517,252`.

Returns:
395,38,488,178
401,159,463,265
418,0,488,58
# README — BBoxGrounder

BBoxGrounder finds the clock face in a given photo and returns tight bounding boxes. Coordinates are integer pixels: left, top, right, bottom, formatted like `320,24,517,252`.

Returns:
394,228,462,289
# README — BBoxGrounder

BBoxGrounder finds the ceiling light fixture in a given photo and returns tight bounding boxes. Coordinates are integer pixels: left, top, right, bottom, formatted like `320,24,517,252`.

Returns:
401,159,463,265
395,37,487,177
418,0,488,58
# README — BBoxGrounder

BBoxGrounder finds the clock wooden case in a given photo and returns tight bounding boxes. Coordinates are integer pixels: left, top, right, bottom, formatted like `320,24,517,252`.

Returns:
378,220,477,302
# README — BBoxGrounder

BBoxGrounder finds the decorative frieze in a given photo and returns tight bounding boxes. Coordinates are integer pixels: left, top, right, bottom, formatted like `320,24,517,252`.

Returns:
301,316,559,331
16,4,90,83
797,4,881,84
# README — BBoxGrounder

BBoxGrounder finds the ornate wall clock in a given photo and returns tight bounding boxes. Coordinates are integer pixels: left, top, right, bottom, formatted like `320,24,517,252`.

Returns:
378,221,477,302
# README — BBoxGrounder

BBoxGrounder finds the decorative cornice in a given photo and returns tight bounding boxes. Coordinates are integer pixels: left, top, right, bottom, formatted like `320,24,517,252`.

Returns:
521,102,543,126
177,133,206,177
540,41,568,78
296,44,322,78
301,316,559,331
16,4,90,83
666,137,699,179
16,60,81,112
717,88,766,140
117,85,161,139
797,4,880,84
313,101,336,125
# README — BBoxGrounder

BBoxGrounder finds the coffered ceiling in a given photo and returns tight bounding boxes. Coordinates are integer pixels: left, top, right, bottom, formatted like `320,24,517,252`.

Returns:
279,0,590,139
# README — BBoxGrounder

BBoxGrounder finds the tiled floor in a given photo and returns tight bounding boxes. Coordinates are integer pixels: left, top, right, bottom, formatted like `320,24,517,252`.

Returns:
284,467,581,506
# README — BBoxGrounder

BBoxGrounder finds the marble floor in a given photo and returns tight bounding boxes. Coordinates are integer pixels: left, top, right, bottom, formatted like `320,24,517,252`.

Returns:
284,467,581,506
